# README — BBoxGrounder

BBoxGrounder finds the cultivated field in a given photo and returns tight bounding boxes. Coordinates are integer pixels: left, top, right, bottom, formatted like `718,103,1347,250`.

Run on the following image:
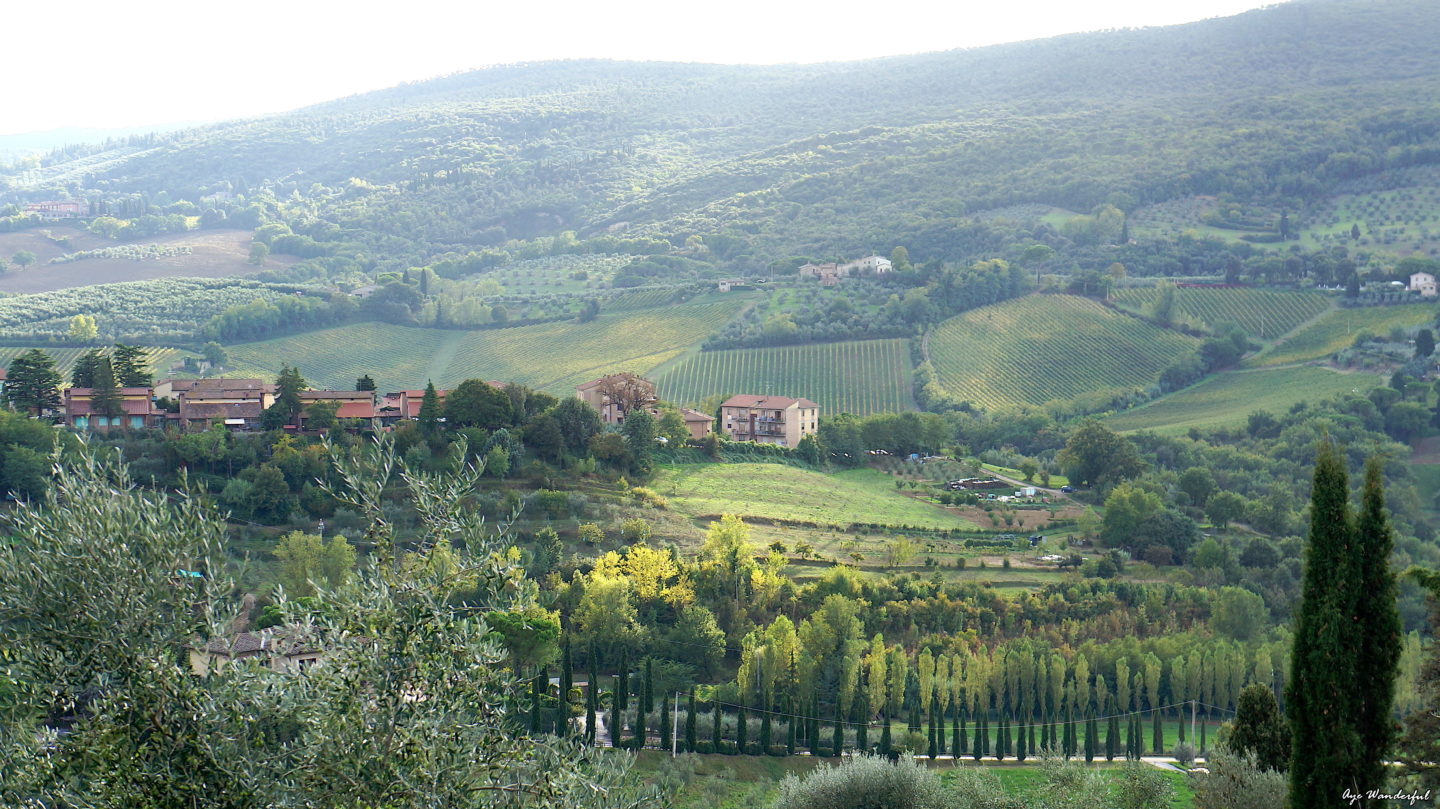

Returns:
653,463,979,531
654,339,914,416
225,297,744,392
0,345,179,378
1106,365,1380,434
927,295,1199,411
0,229,285,294
1245,302,1436,366
1110,286,1331,338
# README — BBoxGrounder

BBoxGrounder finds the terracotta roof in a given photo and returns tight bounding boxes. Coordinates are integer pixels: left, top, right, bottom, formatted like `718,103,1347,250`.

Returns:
181,401,263,420
203,629,320,657
189,378,272,392
334,401,378,419
720,395,820,410
681,408,714,423
299,390,374,401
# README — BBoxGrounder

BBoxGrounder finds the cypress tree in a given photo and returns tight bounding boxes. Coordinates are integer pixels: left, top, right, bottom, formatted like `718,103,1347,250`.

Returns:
952,705,963,756
737,702,748,753
1064,707,1076,759
1125,714,1136,760
660,694,672,751
927,703,938,759
1289,440,1361,808
1178,714,1186,743
810,696,821,755
1040,716,1050,751
881,709,893,758
712,698,722,749
632,697,646,748
1027,721,1036,759
937,697,946,755
982,713,991,757
559,641,573,736
585,679,597,744
1152,710,1163,755
686,693,698,753
972,710,984,761
611,674,624,746
615,651,629,719
1084,713,1097,762
1354,457,1403,796
1017,720,1027,763
832,699,844,756
1106,714,1118,761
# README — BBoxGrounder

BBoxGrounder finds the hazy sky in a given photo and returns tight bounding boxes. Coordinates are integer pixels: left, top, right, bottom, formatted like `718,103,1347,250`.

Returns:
4,0,1273,135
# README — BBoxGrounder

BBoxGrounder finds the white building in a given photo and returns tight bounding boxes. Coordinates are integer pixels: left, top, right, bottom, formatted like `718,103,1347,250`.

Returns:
1409,272,1436,297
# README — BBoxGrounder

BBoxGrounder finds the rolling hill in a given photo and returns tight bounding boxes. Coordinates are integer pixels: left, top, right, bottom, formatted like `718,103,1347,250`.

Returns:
926,295,1199,411
1105,365,1380,434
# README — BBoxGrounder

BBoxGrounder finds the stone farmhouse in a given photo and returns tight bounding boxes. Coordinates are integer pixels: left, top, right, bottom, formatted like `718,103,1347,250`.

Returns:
798,255,893,286
1410,271,1437,296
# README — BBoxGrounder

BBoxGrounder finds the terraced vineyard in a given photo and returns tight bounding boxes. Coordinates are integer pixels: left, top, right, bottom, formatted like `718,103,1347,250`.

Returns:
928,295,1199,411
654,339,913,416
226,297,744,393
1246,303,1437,366
0,345,179,378
1106,366,1380,434
1111,286,1331,338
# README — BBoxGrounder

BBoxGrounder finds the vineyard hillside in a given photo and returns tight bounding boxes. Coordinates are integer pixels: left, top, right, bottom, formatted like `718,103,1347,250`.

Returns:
1245,303,1437,367
1110,286,1331,339
927,295,1199,412
654,339,914,417
225,297,744,393
1105,366,1379,435
0,346,179,379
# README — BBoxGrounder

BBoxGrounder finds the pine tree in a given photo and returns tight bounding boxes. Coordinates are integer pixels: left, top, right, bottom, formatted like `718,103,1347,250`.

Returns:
659,694,672,751
417,380,441,433
70,349,105,388
1289,440,1362,809
1354,457,1403,792
111,343,151,387
686,693,698,753
90,356,122,421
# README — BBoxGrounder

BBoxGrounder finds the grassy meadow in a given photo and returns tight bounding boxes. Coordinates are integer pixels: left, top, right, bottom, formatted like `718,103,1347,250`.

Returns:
652,463,978,531
1106,366,1380,434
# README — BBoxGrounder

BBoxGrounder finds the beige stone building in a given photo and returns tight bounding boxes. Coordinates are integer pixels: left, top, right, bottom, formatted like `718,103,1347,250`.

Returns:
719,395,819,448
190,628,323,676
575,373,657,425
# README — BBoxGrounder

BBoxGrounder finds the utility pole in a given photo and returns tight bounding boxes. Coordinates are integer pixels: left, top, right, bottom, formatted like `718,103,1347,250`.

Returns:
672,692,680,757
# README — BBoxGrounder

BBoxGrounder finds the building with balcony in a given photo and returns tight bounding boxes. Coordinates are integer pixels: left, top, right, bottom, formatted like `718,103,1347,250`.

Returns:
719,394,819,448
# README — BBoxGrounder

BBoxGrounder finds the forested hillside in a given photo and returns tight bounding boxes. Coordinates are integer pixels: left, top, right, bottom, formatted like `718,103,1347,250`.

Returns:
6,0,1440,272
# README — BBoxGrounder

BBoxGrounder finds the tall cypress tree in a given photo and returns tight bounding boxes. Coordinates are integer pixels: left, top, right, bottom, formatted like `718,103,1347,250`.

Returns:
585,679,597,744
643,658,654,715
1106,714,1119,761
832,698,844,756
530,668,545,734
855,682,869,752
1017,719,1028,763
881,709,893,759
660,694,672,751
927,702,938,759
981,713,991,757
632,697,646,748
615,651,629,721
1354,457,1403,796
559,641,573,737
760,691,773,752
973,711,984,762
1152,710,1163,755
786,695,797,755
1289,441,1362,809
953,704,963,756
1027,721,1036,759
1084,713,1097,762
736,702,748,753
712,698,722,749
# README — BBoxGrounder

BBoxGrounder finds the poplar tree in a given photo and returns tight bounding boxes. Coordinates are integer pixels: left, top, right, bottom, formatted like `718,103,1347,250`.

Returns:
1288,440,1361,808
1354,457,1402,794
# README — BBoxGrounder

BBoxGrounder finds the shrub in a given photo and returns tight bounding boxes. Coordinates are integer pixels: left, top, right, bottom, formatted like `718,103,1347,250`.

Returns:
692,741,715,754
1191,750,1288,809
577,523,604,545
1172,742,1196,766
719,741,740,755
772,754,946,809
630,486,668,509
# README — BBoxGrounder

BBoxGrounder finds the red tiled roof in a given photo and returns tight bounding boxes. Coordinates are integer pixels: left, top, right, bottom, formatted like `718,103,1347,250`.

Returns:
720,395,820,410
681,408,714,423
300,390,374,401
334,401,378,419
181,401,263,420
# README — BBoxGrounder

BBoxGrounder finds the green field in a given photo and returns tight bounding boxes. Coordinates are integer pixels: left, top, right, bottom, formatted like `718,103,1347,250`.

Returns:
1245,303,1436,367
0,345,179,379
225,296,744,393
1111,286,1331,338
653,463,978,530
654,339,914,416
1106,365,1380,434
928,295,1199,411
